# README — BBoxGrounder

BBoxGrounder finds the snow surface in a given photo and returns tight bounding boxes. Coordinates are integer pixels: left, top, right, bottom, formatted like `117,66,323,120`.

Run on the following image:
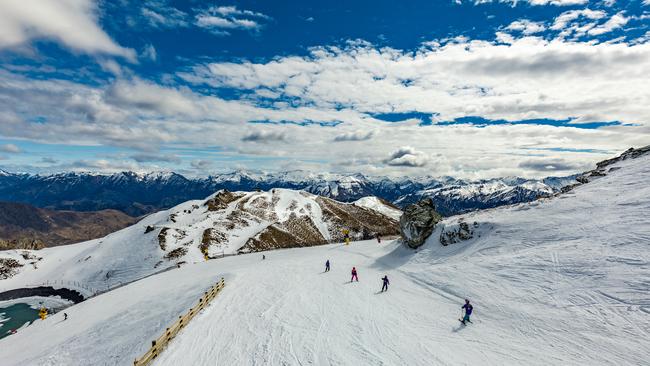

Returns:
353,196,402,220
0,154,649,365
0,189,397,294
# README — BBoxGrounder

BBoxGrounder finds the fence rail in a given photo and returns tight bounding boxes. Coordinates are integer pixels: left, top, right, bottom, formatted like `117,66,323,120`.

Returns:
133,278,226,366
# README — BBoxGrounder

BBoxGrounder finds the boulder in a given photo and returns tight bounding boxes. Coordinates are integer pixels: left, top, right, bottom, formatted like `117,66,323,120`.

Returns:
399,198,443,249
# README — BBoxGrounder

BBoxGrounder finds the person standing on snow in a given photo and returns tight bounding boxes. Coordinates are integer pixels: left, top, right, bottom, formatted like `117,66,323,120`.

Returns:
461,299,473,324
381,275,389,292
350,267,359,282
64,313,68,321
325,259,330,272
376,234,382,244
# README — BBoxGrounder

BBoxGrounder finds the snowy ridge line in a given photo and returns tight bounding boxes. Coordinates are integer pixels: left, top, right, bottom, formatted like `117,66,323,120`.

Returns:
133,278,225,366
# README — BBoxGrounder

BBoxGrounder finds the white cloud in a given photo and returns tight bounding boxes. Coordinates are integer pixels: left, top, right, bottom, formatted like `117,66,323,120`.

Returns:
472,0,587,5
195,5,270,33
526,0,587,5
587,12,629,36
0,144,21,153
384,147,430,167
333,130,375,142
506,19,547,35
141,44,158,62
241,130,289,143
0,0,135,59
141,2,188,28
551,9,607,31
1,34,649,178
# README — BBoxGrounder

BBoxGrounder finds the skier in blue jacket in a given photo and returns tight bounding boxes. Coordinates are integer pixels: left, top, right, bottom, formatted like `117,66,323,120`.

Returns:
381,275,389,292
461,299,473,324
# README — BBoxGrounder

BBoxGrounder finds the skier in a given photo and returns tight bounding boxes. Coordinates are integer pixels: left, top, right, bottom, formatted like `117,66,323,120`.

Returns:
64,313,68,321
325,259,330,272
376,234,382,244
262,254,266,260
460,299,473,325
350,267,359,282
381,275,389,292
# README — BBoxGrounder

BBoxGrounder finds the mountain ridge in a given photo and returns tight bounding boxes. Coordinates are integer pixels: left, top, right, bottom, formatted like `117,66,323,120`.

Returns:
0,168,577,216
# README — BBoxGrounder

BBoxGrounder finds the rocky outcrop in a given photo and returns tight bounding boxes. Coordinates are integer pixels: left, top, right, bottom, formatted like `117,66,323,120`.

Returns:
204,190,244,211
399,198,443,249
0,258,23,279
439,220,478,246
0,238,46,251
576,145,650,185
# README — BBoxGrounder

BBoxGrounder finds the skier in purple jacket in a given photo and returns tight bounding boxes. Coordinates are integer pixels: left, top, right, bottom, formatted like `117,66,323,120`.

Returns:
461,299,473,324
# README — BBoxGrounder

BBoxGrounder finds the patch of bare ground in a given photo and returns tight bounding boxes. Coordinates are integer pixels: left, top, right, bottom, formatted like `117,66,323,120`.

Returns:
200,228,228,253
316,197,399,241
204,190,244,211
0,258,23,279
239,214,327,253
164,247,187,260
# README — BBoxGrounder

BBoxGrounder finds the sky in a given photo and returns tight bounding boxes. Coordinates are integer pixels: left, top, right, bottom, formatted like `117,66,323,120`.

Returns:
0,0,649,179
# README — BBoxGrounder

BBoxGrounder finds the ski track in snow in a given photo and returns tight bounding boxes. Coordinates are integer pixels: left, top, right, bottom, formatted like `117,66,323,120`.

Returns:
0,154,649,365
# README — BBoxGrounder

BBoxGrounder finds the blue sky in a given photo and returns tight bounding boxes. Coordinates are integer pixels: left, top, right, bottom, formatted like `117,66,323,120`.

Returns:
0,0,649,178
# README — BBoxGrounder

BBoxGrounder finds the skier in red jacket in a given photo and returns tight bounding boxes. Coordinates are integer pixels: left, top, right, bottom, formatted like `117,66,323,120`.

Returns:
350,267,359,282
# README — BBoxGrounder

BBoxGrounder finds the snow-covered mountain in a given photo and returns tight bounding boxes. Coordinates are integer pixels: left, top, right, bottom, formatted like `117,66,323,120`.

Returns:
0,146,648,365
0,189,398,291
0,168,576,216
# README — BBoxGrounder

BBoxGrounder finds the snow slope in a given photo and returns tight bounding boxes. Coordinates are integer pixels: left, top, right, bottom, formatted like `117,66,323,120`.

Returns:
353,196,402,220
0,153,648,365
0,188,398,295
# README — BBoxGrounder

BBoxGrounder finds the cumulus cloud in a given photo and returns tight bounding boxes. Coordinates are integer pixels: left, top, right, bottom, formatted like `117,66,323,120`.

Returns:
333,130,375,142
384,146,430,167
0,144,21,153
242,130,289,143
506,20,546,35
1,32,649,178
0,0,135,59
587,11,629,36
551,9,607,31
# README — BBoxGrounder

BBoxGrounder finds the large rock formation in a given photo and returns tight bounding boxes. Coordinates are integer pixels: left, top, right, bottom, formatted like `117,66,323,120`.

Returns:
399,198,443,249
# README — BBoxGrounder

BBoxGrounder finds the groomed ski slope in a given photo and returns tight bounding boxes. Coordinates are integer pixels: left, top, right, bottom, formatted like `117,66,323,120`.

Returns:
0,153,649,365
152,153,650,366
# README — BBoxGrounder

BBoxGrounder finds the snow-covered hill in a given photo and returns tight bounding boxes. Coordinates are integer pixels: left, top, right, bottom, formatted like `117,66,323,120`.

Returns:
0,189,398,293
0,150,648,365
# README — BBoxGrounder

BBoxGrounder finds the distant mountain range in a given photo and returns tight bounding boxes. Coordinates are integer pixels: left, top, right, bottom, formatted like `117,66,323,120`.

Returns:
0,201,137,250
0,169,577,217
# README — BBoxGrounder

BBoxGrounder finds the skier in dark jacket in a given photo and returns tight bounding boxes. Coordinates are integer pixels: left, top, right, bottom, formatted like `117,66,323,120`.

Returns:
325,260,330,272
461,299,473,324
381,275,389,292
350,267,358,282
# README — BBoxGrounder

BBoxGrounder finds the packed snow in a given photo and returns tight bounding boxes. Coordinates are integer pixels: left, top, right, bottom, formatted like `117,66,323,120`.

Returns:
0,153,648,365
353,196,402,220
